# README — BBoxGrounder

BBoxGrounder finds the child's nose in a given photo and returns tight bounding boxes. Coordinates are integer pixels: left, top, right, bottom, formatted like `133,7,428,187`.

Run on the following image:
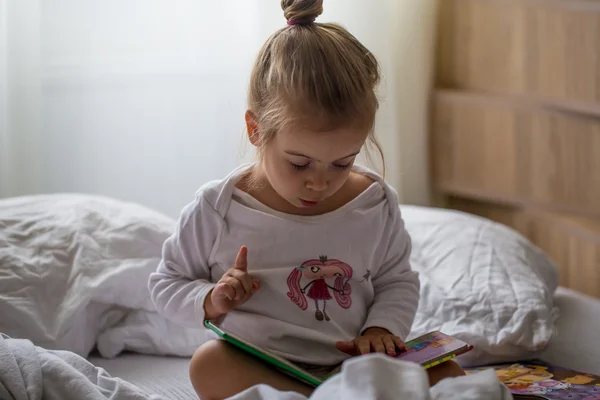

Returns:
306,174,327,192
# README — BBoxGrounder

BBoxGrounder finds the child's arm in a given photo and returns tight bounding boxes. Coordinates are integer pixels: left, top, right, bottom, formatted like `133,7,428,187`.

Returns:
148,193,222,328
361,207,420,341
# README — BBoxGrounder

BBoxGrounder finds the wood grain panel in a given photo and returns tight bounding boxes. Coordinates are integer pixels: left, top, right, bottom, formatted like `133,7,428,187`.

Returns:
436,0,600,113
446,197,600,299
431,91,600,217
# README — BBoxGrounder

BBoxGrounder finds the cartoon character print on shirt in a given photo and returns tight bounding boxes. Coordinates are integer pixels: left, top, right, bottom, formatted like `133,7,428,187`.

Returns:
286,255,353,321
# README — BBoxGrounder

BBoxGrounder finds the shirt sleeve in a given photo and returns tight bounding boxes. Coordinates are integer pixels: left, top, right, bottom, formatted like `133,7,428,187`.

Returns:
361,206,420,340
148,192,222,329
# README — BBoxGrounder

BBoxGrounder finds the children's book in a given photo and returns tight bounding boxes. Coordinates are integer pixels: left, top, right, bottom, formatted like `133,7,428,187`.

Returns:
465,359,600,399
204,321,473,387
398,331,473,369
204,320,323,387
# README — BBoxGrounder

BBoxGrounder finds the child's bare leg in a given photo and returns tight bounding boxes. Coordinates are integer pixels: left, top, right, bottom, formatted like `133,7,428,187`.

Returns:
189,339,313,400
426,360,466,386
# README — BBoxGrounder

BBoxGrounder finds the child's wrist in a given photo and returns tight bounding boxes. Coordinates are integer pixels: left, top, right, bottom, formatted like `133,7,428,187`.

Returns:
203,290,224,320
363,326,392,336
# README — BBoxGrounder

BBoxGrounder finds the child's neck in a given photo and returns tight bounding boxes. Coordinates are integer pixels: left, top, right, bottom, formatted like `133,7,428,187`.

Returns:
236,168,375,217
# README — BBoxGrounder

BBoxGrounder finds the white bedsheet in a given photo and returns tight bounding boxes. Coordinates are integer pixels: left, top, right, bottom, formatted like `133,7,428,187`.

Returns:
90,286,600,399
5,336,511,400
91,354,512,400
89,354,196,399
541,287,600,375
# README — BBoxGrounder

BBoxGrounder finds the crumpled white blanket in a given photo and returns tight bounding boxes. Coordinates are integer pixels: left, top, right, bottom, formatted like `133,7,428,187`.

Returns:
231,354,512,400
0,333,510,400
0,334,164,400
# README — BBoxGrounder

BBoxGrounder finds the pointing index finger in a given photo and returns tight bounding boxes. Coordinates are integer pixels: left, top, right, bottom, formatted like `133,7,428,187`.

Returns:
234,246,248,271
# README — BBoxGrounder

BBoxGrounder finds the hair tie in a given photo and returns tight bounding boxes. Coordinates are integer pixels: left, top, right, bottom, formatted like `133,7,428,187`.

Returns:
287,18,315,26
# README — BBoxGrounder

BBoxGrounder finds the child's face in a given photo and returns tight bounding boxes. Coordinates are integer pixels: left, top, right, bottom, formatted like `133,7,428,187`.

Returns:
260,118,369,211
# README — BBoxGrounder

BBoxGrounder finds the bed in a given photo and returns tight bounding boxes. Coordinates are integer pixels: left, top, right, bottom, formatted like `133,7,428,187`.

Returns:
89,354,196,399
1,193,599,400
86,286,600,399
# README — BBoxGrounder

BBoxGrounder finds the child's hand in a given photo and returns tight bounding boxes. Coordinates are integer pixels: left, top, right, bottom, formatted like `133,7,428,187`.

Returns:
335,327,406,357
204,246,260,319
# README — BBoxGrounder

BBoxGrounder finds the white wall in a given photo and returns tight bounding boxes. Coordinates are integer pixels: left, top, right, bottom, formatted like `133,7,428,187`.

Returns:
388,0,437,206
0,0,8,194
1,0,437,217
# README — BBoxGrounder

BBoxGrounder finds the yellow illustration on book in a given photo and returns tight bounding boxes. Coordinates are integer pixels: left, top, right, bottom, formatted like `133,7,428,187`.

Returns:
496,365,553,389
466,360,600,398
563,375,596,385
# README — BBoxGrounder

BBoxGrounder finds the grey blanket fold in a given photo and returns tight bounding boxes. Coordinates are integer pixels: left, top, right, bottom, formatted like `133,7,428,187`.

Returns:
0,334,164,400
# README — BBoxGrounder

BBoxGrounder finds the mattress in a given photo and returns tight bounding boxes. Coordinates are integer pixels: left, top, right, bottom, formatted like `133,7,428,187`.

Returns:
89,287,600,398
89,354,196,399
541,287,600,375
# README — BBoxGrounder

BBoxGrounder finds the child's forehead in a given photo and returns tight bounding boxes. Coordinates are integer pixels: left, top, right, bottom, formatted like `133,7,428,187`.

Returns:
277,121,368,159
291,111,369,132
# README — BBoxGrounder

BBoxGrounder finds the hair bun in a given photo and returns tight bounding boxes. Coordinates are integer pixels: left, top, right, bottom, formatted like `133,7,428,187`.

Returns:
281,0,323,25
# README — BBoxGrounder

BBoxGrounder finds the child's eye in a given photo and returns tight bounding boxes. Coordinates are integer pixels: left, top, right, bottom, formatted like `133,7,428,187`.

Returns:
310,266,320,273
333,163,351,170
290,162,309,171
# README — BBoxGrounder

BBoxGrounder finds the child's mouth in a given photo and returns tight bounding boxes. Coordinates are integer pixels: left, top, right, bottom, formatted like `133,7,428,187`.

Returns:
300,199,319,207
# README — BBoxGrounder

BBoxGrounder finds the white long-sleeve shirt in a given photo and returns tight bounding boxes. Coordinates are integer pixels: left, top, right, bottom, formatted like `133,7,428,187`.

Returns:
148,164,420,366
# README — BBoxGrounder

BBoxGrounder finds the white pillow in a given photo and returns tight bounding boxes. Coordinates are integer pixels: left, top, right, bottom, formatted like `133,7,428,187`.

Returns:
402,205,560,366
0,194,175,357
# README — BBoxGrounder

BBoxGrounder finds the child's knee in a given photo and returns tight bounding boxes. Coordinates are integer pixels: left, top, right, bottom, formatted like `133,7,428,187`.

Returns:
426,360,465,386
189,340,231,397
190,339,230,375
444,360,465,376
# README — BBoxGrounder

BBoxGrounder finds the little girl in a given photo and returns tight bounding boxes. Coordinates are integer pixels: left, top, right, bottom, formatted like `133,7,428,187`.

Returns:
148,1,464,398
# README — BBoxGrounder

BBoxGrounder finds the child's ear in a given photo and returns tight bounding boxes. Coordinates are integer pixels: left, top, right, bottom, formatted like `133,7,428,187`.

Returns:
245,110,260,147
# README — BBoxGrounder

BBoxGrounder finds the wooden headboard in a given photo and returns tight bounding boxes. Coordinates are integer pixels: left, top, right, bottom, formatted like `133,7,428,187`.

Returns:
430,0,600,298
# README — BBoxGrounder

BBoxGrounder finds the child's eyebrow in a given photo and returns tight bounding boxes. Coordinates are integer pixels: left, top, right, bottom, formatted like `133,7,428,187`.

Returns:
284,150,359,162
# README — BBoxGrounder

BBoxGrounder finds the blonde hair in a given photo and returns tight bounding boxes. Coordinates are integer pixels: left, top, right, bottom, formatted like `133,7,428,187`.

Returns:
247,0,385,175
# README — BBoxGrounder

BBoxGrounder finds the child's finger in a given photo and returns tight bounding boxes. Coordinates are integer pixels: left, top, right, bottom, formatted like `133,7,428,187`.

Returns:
335,341,357,356
358,339,371,355
371,337,386,354
392,336,406,352
215,282,235,301
234,246,248,271
383,336,397,356
229,269,253,295
226,277,247,300
251,279,260,293
241,279,259,301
